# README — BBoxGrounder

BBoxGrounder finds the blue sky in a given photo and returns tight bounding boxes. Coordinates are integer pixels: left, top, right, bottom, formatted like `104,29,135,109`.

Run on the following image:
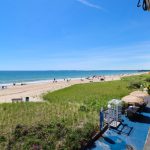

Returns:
0,0,150,70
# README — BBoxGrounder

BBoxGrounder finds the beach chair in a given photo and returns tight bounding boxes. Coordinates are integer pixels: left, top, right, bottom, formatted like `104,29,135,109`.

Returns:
12,98,23,103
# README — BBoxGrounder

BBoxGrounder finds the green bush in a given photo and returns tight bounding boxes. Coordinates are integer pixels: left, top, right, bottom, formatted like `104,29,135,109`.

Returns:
79,105,89,112
147,85,150,95
7,123,62,149
128,81,142,89
145,77,150,82
64,122,96,149
0,136,6,143
6,122,97,150
13,124,28,139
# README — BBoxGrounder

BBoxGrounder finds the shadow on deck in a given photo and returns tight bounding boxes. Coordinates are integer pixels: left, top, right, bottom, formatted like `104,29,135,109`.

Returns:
129,113,150,124
143,107,150,113
110,123,133,136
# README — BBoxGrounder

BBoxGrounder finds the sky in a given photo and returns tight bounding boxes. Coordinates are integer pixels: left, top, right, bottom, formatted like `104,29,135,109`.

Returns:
0,0,150,70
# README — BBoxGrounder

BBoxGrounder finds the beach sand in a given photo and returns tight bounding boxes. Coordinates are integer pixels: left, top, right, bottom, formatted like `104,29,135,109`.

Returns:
0,72,147,103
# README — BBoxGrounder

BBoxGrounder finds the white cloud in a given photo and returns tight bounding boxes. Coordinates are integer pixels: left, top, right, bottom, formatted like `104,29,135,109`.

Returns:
76,0,103,10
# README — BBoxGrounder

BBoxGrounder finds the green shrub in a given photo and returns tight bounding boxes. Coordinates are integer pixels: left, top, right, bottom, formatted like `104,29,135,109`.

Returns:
23,138,43,150
64,122,96,150
79,105,89,112
13,124,28,139
147,85,150,95
0,136,6,143
128,81,142,89
145,77,150,82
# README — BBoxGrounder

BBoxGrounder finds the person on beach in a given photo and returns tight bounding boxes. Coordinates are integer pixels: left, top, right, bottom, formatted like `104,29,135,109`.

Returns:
86,77,90,80
67,79,71,82
81,77,84,81
100,76,105,81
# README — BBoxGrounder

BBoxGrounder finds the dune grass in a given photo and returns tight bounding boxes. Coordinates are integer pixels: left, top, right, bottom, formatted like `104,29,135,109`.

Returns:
0,74,149,149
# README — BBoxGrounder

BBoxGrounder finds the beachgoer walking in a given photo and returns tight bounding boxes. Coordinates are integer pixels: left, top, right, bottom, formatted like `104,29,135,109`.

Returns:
53,78,56,83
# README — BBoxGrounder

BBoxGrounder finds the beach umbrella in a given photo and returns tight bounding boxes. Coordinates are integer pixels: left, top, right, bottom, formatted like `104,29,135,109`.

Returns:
130,91,150,103
122,95,144,105
130,91,149,97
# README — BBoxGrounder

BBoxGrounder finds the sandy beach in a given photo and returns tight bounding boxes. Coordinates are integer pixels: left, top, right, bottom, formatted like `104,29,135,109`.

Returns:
0,72,147,103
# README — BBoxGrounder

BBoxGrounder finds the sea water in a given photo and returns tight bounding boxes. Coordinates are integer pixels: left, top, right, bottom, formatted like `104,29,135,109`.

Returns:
0,70,140,85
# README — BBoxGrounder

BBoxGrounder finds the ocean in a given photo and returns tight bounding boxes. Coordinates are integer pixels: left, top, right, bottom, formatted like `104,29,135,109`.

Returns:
0,70,140,85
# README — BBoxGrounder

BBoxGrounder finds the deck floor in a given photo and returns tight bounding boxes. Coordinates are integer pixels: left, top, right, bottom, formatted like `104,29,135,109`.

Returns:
90,103,150,150
144,128,150,150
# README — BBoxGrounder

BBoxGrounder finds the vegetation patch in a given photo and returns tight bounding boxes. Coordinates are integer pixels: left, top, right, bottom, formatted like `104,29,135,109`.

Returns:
127,81,142,89
0,74,150,149
145,77,150,82
0,136,6,143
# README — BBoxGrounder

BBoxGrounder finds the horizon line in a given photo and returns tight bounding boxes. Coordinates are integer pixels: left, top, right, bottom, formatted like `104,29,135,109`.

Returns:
0,69,149,71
